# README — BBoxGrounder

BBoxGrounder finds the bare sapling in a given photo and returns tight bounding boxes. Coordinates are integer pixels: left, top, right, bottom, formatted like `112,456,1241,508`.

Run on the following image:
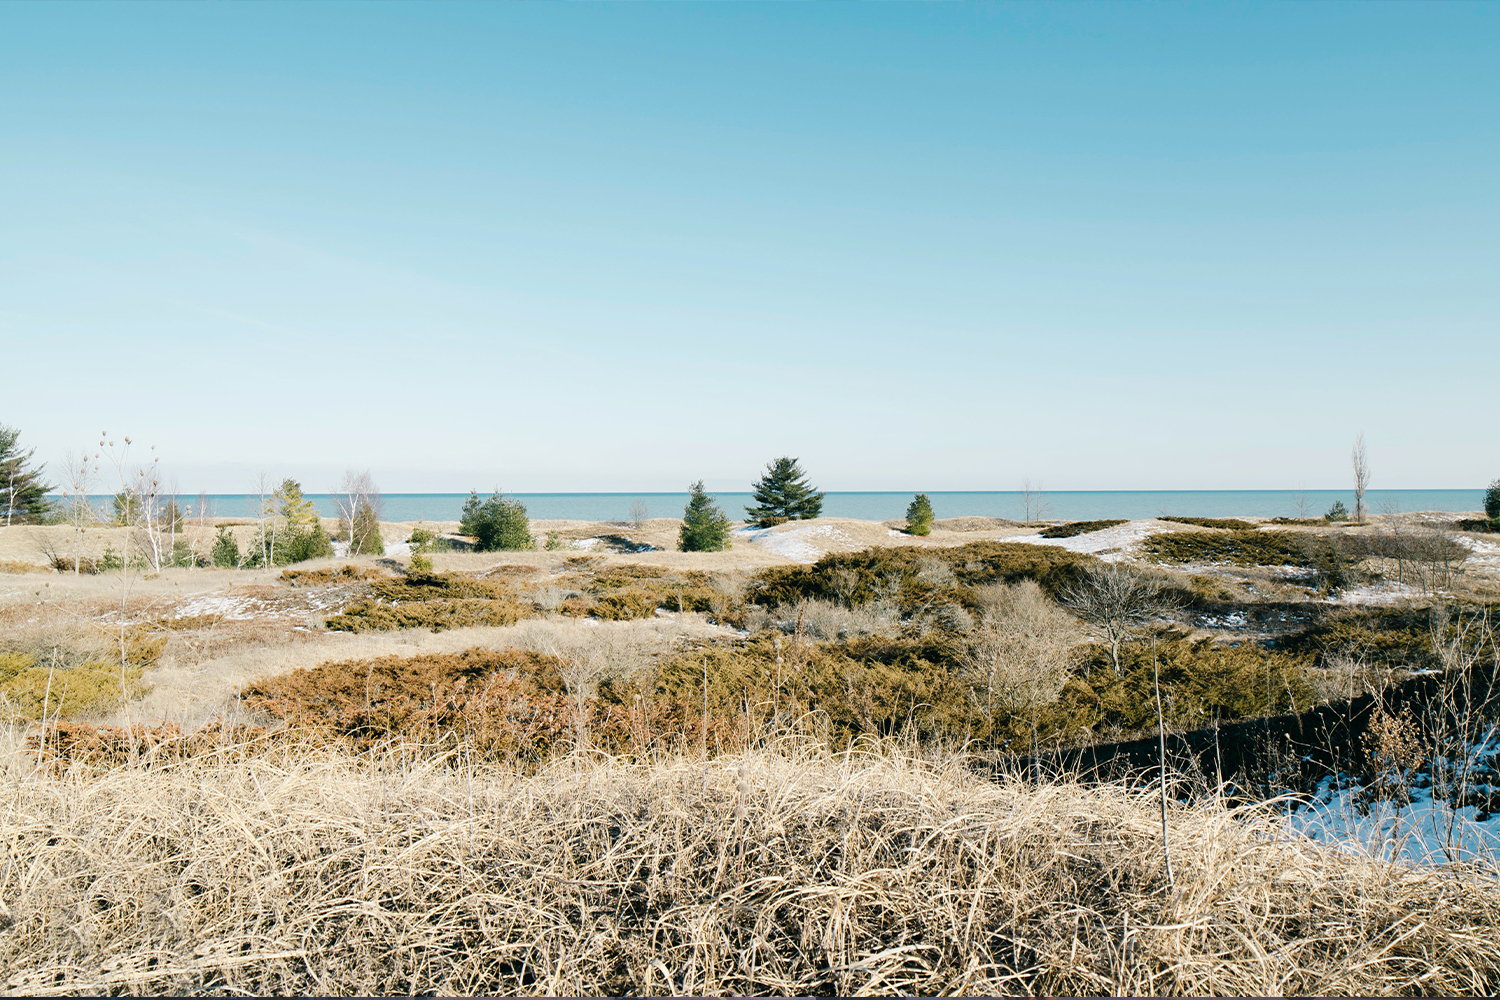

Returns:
59,449,98,574
1021,478,1050,522
1352,431,1370,523
1060,564,1182,676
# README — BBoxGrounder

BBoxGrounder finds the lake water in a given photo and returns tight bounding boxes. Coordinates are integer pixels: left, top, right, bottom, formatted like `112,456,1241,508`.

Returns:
103,490,1485,523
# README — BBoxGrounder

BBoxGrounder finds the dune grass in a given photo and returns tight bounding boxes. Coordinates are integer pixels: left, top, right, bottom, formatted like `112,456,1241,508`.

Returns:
2,737,1498,996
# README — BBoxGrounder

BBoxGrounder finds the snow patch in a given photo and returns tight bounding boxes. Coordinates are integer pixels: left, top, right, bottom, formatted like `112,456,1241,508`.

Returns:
1005,521,1160,561
734,523,856,563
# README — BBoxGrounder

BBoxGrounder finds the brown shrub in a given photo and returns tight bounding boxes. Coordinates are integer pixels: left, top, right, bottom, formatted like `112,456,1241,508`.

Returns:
280,565,384,587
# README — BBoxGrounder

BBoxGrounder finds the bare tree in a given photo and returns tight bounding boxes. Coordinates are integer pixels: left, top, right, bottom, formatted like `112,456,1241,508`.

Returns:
1293,486,1311,520
334,469,384,556
1021,479,1050,523
629,499,649,530
961,581,1085,729
1352,432,1370,523
57,449,98,574
1059,564,1182,676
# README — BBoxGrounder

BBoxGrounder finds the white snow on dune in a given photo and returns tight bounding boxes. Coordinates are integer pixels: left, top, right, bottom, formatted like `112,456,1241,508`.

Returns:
733,523,855,563
1005,520,1160,561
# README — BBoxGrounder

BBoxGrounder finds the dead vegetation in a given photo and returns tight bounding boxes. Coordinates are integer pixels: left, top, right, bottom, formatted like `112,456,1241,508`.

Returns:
2,742,1499,996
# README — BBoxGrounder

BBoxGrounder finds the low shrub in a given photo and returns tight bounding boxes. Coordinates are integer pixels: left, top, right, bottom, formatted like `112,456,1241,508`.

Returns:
1142,529,1317,567
46,554,99,574
280,565,384,587
1270,517,1325,526
1326,500,1350,522
324,573,533,633
1039,519,1127,538
0,633,160,719
1457,518,1500,534
748,542,1097,609
1159,516,1259,531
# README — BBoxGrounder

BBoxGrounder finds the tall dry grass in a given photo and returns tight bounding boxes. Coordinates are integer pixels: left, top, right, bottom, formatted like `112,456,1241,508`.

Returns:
1,738,1497,996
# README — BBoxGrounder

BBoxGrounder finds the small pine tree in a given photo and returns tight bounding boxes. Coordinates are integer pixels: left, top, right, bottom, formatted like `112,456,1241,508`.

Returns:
744,456,824,527
906,493,934,536
275,478,321,526
460,490,534,551
1325,500,1349,522
679,480,731,552
1485,479,1500,521
0,424,54,525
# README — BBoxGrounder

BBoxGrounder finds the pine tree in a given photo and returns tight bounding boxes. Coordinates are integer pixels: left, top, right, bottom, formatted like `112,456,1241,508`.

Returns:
906,493,934,536
211,526,241,568
744,456,824,527
1485,479,1500,521
275,478,321,526
0,425,53,526
460,490,533,551
679,481,731,552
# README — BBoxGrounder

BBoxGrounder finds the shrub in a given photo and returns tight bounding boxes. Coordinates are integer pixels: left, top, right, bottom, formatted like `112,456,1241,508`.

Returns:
1158,516,1259,531
747,541,1097,609
745,457,823,526
48,554,99,574
407,526,452,553
324,573,533,633
99,545,123,571
1325,500,1350,522
679,480,732,552
408,552,434,573
460,491,533,551
1486,479,1500,520
905,493,934,536
211,527,240,568
1039,519,1127,539
545,530,565,551
1142,530,1316,567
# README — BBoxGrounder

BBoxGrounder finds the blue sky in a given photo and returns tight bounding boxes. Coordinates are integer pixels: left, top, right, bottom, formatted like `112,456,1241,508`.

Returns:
2,2,1496,493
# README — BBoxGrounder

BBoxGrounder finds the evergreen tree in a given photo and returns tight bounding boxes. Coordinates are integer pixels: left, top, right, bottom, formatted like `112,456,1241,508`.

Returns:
460,490,534,551
211,527,240,568
275,478,321,526
744,456,824,527
679,480,731,552
1486,479,1500,521
0,424,54,526
905,493,934,536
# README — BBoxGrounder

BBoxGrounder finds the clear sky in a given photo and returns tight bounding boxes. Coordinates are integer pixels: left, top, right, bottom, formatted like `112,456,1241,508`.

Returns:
2,2,1496,494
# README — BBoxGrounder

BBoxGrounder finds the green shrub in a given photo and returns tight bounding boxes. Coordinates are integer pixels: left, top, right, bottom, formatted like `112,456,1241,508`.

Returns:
1159,516,1258,531
679,480,731,552
408,552,434,573
748,542,1096,609
324,573,533,633
407,526,453,553
211,527,240,568
905,493,934,536
1325,500,1349,522
460,491,534,551
1142,530,1316,567
1486,479,1500,520
99,545,123,571
1039,520,1127,539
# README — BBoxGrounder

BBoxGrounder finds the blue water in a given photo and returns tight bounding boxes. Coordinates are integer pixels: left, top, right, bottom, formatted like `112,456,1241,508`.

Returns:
86,490,1486,523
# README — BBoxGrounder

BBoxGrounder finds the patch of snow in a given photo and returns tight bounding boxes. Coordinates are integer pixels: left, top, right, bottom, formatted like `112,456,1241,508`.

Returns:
570,538,601,551
1005,520,1160,561
1329,582,1427,606
733,523,856,564
173,595,260,620
1285,771,1500,868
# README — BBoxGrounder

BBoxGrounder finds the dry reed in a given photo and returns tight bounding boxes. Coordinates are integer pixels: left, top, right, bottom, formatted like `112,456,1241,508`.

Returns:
1,739,1497,996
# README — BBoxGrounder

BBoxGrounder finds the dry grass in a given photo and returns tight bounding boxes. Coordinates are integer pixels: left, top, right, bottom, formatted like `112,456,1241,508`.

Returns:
0,740,1497,996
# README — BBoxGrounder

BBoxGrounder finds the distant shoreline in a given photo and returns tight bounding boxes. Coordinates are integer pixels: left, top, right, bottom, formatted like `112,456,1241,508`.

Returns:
49,489,1485,524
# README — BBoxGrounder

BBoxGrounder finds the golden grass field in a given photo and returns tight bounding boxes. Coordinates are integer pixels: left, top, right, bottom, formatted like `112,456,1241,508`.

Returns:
2,513,1499,995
